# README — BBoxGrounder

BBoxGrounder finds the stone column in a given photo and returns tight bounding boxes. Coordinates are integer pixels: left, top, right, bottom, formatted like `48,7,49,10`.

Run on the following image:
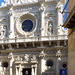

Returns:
10,59,13,75
56,58,61,75
56,50,62,75
35,64,37,75
8,52,14,75
39,50,46,74
31,65,34,75
56,7,60,35
16,67,18,75
19,65,21,75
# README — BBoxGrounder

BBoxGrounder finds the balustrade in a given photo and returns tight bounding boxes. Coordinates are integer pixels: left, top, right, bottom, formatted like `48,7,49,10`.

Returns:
0,35,68,44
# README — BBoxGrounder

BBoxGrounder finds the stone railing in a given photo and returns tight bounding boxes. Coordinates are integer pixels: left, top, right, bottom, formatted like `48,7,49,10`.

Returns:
0,35,68,44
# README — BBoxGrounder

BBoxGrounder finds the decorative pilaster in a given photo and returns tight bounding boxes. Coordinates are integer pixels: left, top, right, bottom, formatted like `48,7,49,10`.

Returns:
56,50,62,75
8,52,14,75
39,1,45,36
56,1,64,35
8,7,15,38
39,50,46,74
35,64,37,75
15,67,18,75
31,65,34,75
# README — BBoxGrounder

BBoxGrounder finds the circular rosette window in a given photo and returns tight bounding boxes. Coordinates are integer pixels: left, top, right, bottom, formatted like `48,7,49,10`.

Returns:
22,20,33,32
16,14,36,36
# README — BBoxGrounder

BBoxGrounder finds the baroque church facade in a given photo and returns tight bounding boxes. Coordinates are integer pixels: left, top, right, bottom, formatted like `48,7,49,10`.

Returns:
0,0,68,75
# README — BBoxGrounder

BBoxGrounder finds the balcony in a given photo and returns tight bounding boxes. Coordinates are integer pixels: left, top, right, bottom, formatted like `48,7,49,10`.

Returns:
0,35,68,44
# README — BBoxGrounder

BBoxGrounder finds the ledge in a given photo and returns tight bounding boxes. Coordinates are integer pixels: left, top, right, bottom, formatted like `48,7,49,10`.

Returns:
63,6,75,28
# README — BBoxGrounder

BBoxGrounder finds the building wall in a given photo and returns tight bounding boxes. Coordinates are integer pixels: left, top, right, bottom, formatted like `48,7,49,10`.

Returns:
68,0,75,12
67,0,75,75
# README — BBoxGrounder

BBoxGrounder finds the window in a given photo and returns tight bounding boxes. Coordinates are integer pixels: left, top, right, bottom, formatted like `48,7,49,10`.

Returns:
46,59,53,67
22,20,33,32
62,63,67,68
3,62,8,68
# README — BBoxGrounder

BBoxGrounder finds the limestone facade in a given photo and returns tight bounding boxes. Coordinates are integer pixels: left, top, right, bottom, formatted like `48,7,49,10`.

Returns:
0,0,68,75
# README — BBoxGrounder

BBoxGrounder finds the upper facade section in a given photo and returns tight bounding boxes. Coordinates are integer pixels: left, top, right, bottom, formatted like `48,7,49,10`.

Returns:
0,0,65,7
0,0,67,43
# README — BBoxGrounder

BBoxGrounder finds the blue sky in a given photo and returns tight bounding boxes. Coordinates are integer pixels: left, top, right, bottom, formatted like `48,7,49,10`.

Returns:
63,0,68,23
0,0,4,6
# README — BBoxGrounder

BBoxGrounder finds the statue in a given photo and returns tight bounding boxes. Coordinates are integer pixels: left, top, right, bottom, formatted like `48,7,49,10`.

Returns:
48,22,53,35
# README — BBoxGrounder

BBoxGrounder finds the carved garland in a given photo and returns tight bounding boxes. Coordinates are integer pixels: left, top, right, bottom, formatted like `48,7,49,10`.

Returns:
16,13,37,36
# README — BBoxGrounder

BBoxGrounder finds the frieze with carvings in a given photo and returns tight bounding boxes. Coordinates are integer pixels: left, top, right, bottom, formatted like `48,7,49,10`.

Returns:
14,6,40,12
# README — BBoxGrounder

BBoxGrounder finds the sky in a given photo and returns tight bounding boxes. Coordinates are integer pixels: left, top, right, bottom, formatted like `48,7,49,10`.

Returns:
0,0,4,6
63,0,68,23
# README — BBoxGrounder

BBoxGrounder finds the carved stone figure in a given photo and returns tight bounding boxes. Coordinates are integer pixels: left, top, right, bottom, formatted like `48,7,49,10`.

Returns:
24,54,29,61
48,22,53,35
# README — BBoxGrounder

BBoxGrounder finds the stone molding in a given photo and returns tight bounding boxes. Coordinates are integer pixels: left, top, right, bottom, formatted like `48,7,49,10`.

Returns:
16,13,37,36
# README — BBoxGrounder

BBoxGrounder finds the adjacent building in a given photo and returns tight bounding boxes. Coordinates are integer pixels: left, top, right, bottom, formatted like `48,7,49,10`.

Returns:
63,0,75,75
0,0,68,75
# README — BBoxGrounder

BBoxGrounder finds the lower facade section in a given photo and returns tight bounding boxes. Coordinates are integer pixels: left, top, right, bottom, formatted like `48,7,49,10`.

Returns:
0,49,67,75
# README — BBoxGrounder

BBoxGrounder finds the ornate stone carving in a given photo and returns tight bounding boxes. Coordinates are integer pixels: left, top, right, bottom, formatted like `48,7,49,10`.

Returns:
8,8,13,16
8,52,13,59
8,44,12,49
31,55,36,60
39,4,44,12
56,50,62,60
24,54,29,61
39,50,46,58
16,56,22,61
16,13,37,36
